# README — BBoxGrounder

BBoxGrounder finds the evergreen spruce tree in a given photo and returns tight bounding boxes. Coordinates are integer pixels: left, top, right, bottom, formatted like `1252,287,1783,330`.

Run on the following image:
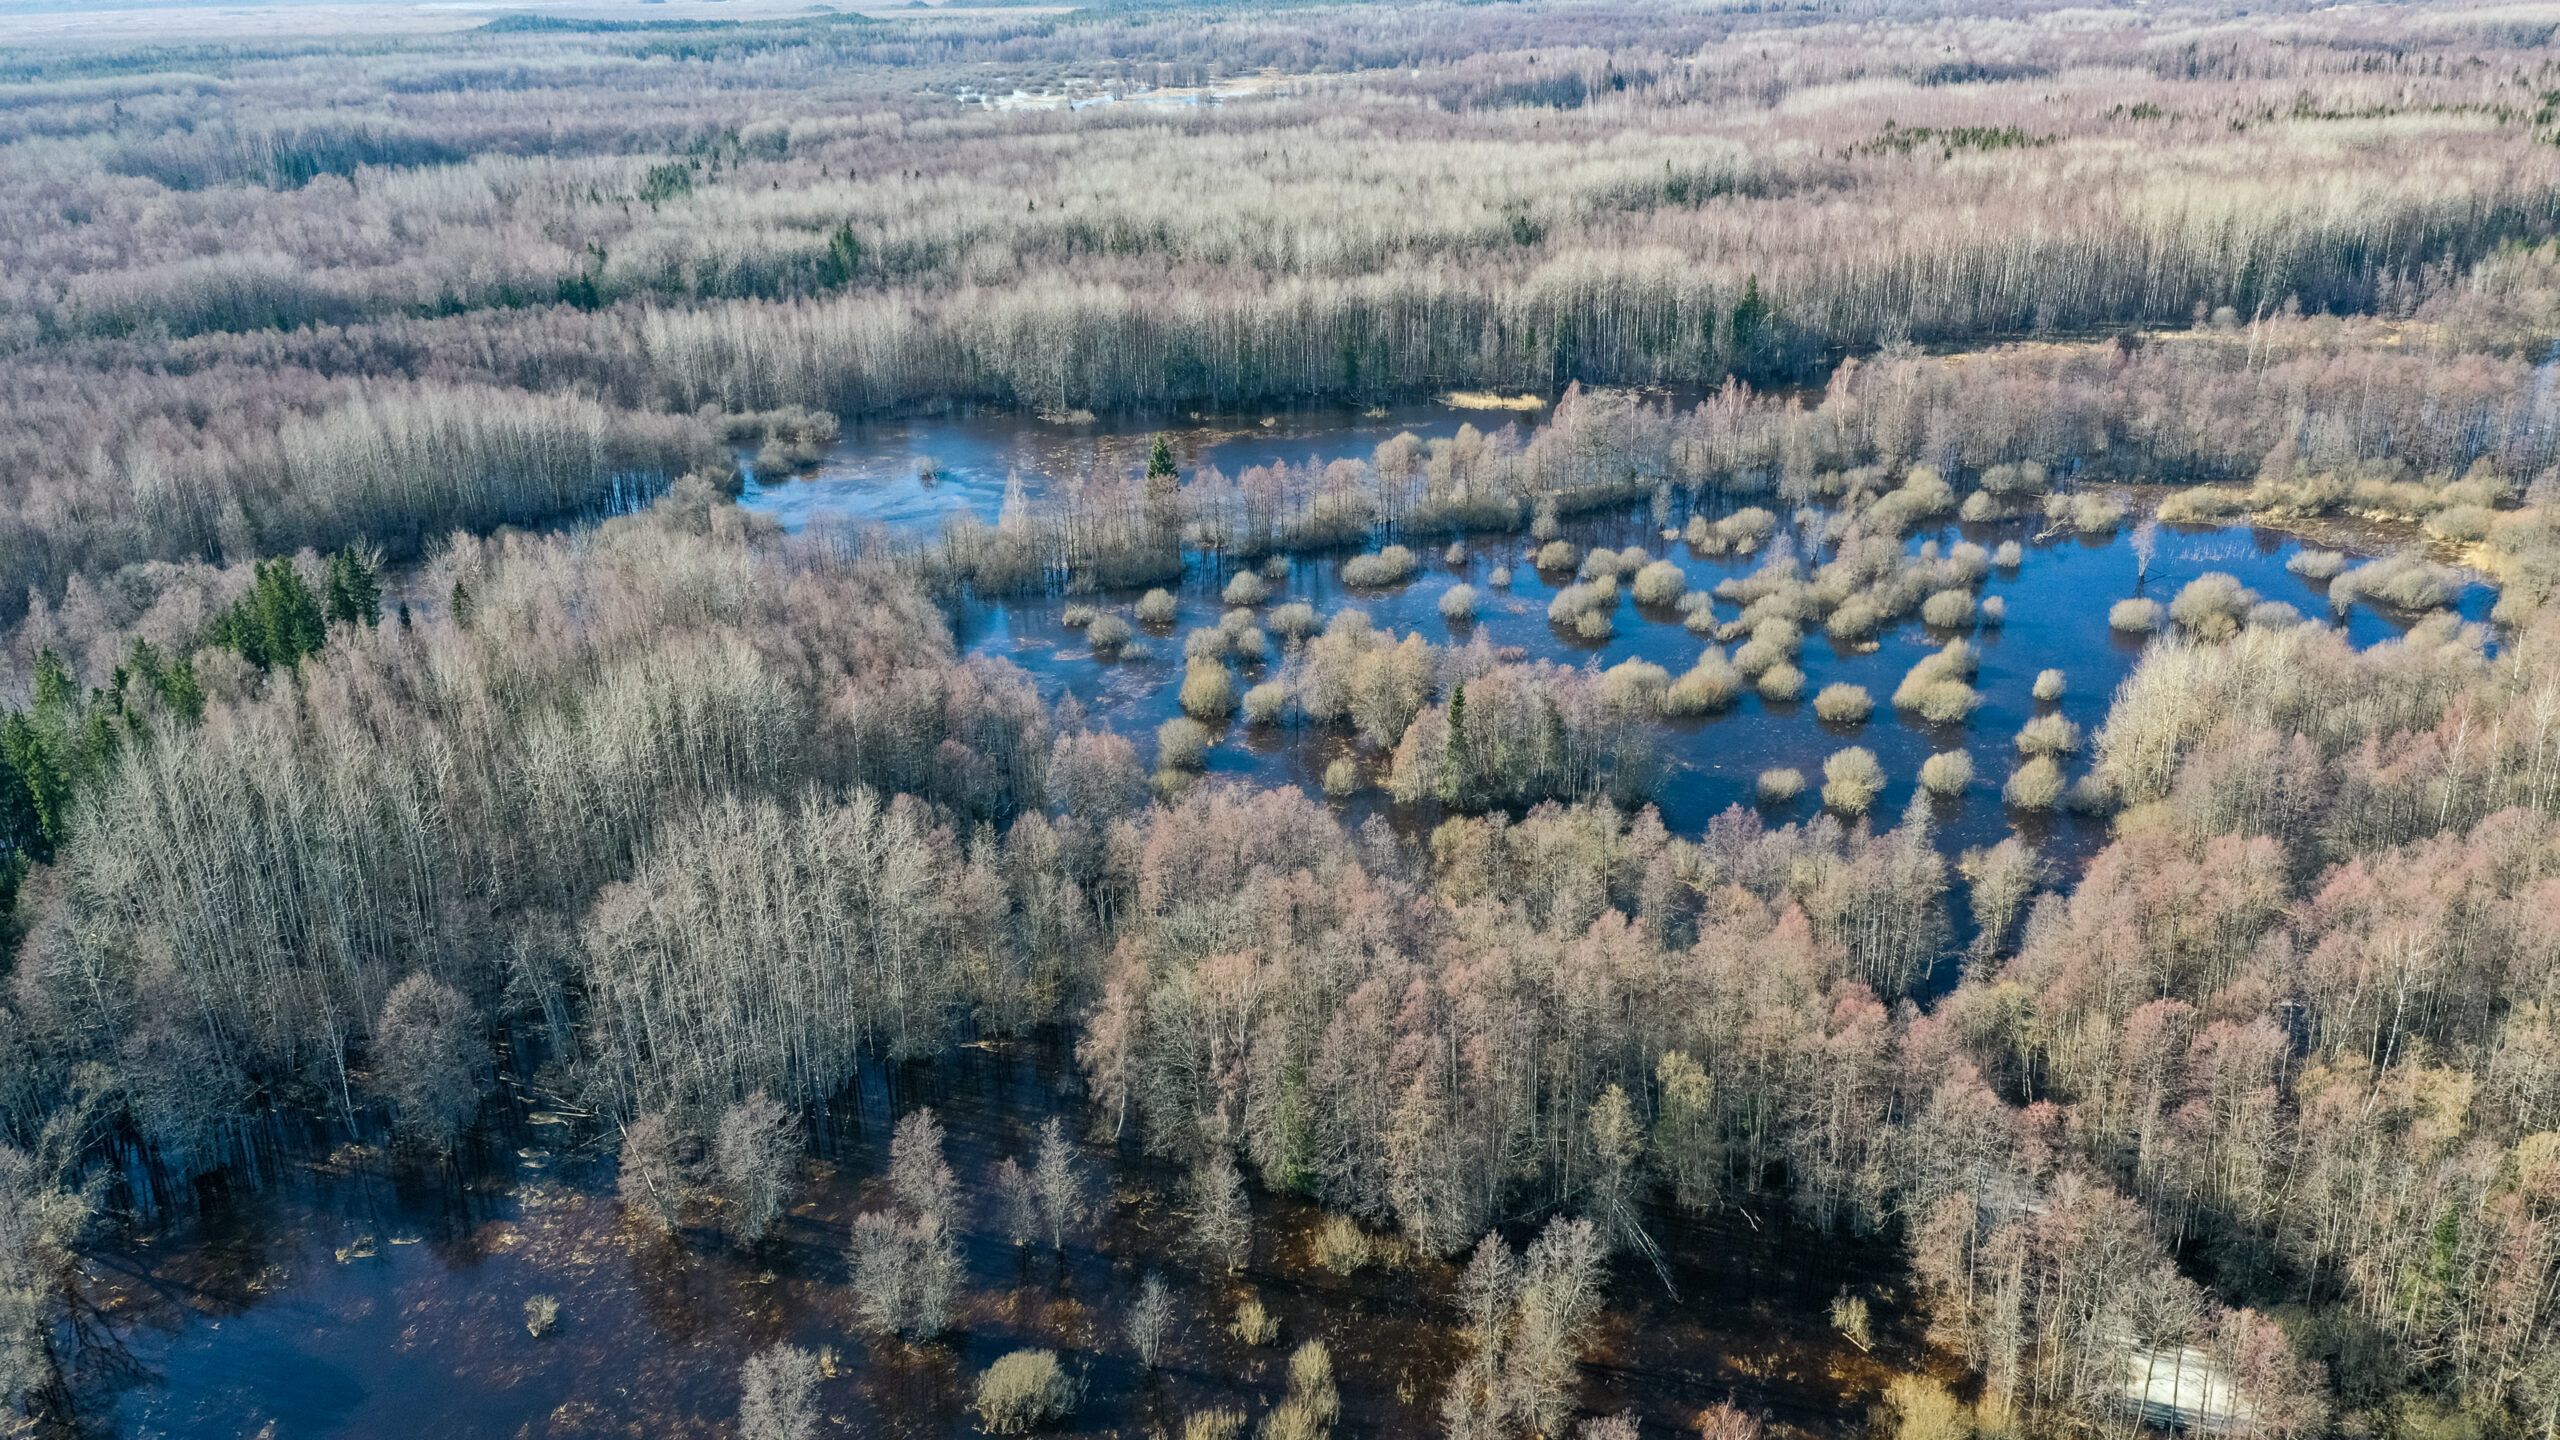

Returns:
1,713,65,856
324,546,382,627
159,653,204,723
1144,432,1181,537
1438,683,1470,808
212,559,327,669
30,648,72,716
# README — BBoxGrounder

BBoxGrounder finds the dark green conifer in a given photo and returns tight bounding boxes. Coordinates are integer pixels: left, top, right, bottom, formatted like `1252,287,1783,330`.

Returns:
1438,683,1470,808
2,713,66,855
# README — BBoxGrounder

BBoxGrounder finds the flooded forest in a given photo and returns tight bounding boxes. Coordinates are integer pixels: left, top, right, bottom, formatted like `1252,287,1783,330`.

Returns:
3,2,2560,1440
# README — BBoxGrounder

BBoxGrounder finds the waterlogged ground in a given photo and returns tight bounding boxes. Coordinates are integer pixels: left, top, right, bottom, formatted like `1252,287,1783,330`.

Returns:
744,404,2496,878
76,405,2496,1440
78,1044,1918,1440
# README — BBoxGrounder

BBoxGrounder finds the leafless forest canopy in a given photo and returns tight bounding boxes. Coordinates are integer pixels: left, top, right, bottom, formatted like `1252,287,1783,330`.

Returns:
7,0,2560,1437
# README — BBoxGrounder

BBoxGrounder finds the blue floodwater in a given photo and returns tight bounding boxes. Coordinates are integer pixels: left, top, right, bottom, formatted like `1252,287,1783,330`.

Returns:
743,406,2495,880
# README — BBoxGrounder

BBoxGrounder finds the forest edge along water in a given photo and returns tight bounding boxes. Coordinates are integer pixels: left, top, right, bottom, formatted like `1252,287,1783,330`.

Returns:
58,392,2494,1440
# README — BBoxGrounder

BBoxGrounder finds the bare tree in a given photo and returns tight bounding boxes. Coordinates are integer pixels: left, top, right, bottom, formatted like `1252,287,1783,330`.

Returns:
713,1090,802,1248
1503,1217,1608,1437
1130,1272,1174,1370
852,1106,966,1339
1583,1084,1668,1292
617,1113,698,1235
370,974,481,1153
1190,1149,1251,1275
995,1158,1040,1249
1033,1116,1089,1250
890,1108,959,1225
0,1144,87,1427
739,1342,822,1440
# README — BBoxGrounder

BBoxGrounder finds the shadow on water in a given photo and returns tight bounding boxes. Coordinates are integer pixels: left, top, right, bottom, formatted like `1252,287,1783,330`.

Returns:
744,403,2495,1004
77,1038,1919,1440
79,409,2498,1439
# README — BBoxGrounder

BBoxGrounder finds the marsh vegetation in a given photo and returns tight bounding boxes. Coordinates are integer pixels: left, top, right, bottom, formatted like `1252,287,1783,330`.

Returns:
2,1,2560,1438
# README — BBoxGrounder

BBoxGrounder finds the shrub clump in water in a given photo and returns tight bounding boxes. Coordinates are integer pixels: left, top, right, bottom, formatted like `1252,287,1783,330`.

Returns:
1813,683,1873,725
1631,560,1687,606
1919,750,1974,796
975,1349,1079,1435
2005,754,2066,809
1342,545,1416,588
1157,717,1210,770
1822,747,1886,815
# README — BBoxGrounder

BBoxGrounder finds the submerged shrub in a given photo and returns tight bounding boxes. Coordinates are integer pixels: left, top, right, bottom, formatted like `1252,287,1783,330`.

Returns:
1822,747,1886,815
1548,577,1618,626
1994,541,2023,569
2246,600,2303,629
1135,589,1178,625
976,1350,1078,1434
2014,714,2080,757
1919,750,1974,795
1488,566,1513,589
2005,755,2066,809
1268,602,1319,640
1534,541,1579,571
1243,682,1288,725
1061,604,1097,629
1718,507,1779,551
1342,545,1416,587
2286,549,2347,581
1184,1410,1248,1440
1313,1215,1375,1275
1157,717,1210,770
1757,768,1805,804
1980,595,2006,627
1223,571,1271,606
1664,656,1743,715
1894,643,1981,725
1601,660,1672,713
1826,595,1884,641
1813,683,1873,725
1439,584,1478,622
1921,589,1976,628
1632,560,1688,606
2331,550,2467,613
1443,542,1468,566
1086,614,1134,652
1179,661,1236,719
1231,1296,1280,1346
2169,572,2256,641
1730,636,1786,677
2032,668,2065,702
1323,757,1357,796
1758,662,1805,702
2047,491,2126,534
2107,597,2162,633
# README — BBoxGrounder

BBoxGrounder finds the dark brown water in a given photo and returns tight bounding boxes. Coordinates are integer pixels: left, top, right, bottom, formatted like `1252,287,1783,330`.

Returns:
69,405,2494,1440
78,1042,1919,1440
